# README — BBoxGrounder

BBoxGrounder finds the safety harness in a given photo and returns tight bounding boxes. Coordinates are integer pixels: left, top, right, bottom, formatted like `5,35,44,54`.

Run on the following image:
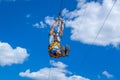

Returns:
48,36,61,58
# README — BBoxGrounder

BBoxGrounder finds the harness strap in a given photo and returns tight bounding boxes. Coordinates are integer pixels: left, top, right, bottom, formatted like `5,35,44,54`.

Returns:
48,41,60,51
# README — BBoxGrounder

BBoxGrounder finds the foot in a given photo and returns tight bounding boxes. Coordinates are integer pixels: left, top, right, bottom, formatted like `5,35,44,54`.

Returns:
60,46,66,56
65,45,70,56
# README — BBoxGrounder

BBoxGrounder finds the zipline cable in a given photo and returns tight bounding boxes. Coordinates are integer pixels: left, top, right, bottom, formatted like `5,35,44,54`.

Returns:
92,0,117,44
80,0,117,66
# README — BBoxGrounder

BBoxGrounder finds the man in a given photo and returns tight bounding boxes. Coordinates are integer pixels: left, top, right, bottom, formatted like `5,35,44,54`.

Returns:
48,18,70,58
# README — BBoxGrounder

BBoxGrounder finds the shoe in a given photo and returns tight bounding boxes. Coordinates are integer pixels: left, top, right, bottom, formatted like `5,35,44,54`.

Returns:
60,46,66,56
65,45,70,56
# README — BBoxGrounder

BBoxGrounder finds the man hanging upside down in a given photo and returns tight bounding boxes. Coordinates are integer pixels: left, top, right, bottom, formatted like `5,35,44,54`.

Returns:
48,18,70,58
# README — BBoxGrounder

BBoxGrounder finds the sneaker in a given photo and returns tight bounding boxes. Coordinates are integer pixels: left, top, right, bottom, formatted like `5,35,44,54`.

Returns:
60,46,66,56
65,45,70,56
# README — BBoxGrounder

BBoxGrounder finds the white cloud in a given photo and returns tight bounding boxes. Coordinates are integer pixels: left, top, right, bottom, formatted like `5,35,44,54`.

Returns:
33,21,46,29
33,16,54,29
50,60,67,69
102,71,113,78
77,0,86,8
0,42,29,66
61,0,120,47
33,23,40,28
19,60,90,80
39,21,46,28
44,16,54,26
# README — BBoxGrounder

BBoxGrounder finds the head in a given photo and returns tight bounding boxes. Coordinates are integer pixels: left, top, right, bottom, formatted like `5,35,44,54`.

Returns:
56,50,61,56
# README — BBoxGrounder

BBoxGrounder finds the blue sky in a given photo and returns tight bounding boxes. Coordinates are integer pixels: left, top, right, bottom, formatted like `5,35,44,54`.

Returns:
0,0,120,80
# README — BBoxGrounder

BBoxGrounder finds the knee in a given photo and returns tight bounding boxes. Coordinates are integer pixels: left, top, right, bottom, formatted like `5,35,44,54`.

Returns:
50,31,56,36
60,31,63,37
49,31,53,35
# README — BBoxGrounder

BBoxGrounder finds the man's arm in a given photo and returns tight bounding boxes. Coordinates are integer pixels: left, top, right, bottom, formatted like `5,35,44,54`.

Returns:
49,20,57,35
60,19,64,37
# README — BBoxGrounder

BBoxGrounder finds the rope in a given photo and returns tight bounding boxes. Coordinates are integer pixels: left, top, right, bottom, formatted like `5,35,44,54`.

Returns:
48,1,64,79
48,68,51,80
47,58,52,80
58,0,63,18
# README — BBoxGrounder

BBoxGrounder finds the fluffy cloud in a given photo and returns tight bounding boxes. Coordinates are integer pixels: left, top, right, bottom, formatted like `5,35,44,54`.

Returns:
102,71,113,79
44,16,54,26
50,60,67,69
0,42,29,66
33,21,46,29
19,60,90,80
63,0,120,47
33,16,54,29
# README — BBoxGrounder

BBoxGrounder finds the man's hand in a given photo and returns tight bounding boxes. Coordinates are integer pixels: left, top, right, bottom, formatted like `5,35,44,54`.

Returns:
61,19,64,24
55,18,64,23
